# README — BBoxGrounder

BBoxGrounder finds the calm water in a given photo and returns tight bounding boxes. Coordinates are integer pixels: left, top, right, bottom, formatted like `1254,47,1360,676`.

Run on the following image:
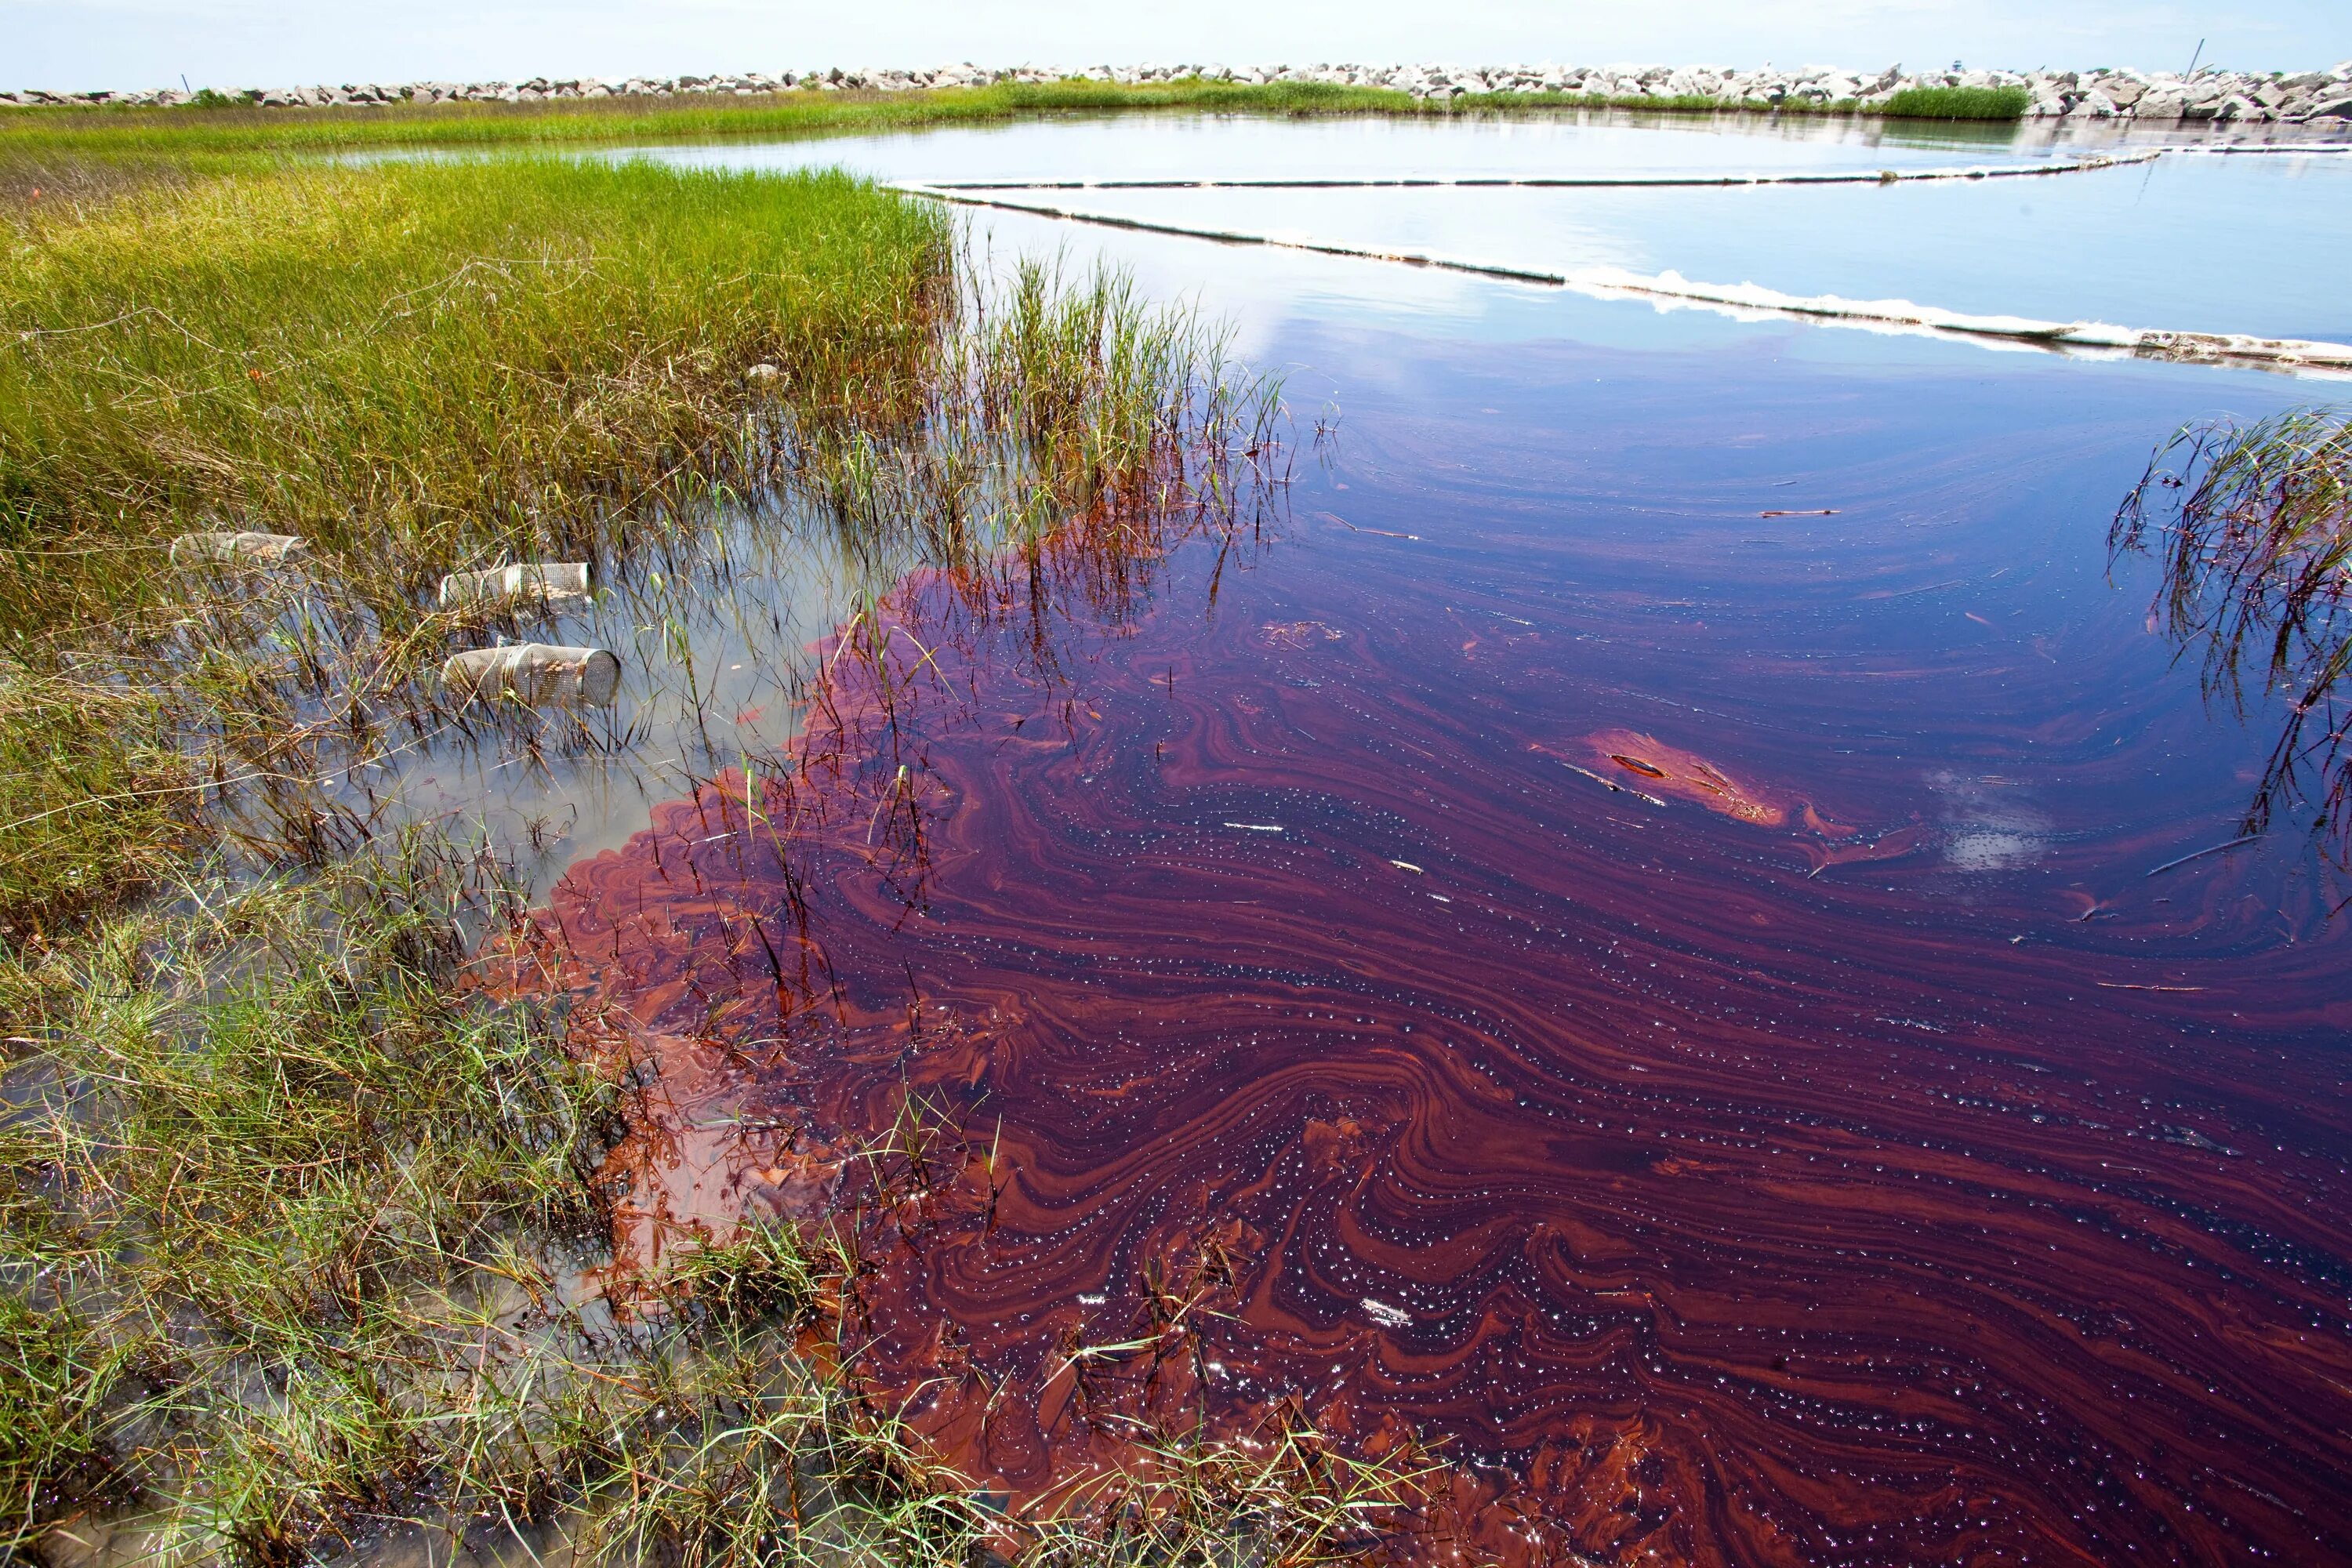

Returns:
642,109,2352,340
474,113,2350,1565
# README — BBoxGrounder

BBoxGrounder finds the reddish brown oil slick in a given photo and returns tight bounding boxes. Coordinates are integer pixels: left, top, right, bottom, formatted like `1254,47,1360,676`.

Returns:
1582,728,1791,826
521,346,2352,1566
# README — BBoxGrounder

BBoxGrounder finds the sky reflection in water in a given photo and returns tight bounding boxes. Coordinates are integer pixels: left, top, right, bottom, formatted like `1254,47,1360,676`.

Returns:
644,109,2352,343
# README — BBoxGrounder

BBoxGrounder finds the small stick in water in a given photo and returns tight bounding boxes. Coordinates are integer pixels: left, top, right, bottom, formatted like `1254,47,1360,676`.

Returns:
1532,746,1668,808
2143,833,2260,877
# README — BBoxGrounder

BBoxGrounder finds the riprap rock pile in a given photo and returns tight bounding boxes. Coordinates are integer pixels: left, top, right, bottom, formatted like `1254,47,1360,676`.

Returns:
7,60,2351,122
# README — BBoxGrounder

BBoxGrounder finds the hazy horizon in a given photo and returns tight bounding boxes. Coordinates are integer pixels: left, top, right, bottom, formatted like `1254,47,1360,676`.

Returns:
7,0,2347,96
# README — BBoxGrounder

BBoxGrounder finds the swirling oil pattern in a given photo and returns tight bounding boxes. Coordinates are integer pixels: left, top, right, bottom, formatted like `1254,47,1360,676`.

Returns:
532,330,2352,1566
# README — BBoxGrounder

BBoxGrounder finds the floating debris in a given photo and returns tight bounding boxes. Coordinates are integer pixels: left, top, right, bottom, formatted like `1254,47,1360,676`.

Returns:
1531,743,1670,808
1224,822,1285,833
1257,620,1345,649
437,561,592,609
1361,1297,1412,1329
1579,730,1791,826
2143,833,2259,877
441,643,621,707
1319,510,1422,540
745,361,782,383
169,530,308,566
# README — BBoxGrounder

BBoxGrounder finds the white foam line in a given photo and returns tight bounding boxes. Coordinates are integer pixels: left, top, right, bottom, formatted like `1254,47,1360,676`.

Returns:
892,180,2352,374
916,148,2165,191
2154,141,2352,155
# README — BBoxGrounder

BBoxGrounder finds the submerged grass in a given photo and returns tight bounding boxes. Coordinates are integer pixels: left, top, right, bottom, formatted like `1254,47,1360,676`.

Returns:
2114,406,2352,866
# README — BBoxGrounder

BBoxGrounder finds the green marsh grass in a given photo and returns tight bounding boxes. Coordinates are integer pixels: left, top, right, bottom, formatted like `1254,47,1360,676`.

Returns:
0,156,952,638
0,841,937,1563
0,155,996,928
2,75,2020,163
1878,85,2032,120
0,82,1420,159
0,146,1416,1566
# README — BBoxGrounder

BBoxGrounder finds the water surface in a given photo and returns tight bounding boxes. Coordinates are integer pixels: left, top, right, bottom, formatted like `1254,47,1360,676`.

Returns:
470,113,2351,1565
645,109,2352,342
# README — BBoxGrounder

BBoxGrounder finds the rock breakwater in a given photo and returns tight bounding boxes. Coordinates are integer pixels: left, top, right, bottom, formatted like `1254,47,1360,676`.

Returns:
8,60,2352,122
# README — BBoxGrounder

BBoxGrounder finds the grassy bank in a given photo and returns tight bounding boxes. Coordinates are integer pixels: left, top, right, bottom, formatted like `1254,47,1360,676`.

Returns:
0,147,1417,1563
0,154,951,939
0,842,1011,1566
0,75,2024,159
0,156,949,633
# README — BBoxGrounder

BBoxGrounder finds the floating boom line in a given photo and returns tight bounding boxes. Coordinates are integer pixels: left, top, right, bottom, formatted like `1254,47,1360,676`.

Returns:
892,171,2352,374
912,148,2165,191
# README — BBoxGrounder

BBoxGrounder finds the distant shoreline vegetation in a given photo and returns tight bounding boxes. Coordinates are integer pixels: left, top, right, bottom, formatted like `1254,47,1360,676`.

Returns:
0,76,2216,158
8,57,2349,136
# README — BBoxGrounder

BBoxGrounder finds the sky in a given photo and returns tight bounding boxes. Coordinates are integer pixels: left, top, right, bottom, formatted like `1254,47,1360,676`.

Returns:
7,0,2348,94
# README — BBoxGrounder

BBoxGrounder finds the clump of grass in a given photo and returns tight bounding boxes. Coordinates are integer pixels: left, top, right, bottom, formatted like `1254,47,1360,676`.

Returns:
1879,85,2031,120
564,1300,995,1568
0,666,192,953
2114,406,2352,860
1022,1413,1438,1567
0,1287,122,1552
5,837,608,1557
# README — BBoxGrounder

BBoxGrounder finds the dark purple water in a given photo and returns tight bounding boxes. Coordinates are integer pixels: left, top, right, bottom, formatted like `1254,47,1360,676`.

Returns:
533,288,2352,1565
